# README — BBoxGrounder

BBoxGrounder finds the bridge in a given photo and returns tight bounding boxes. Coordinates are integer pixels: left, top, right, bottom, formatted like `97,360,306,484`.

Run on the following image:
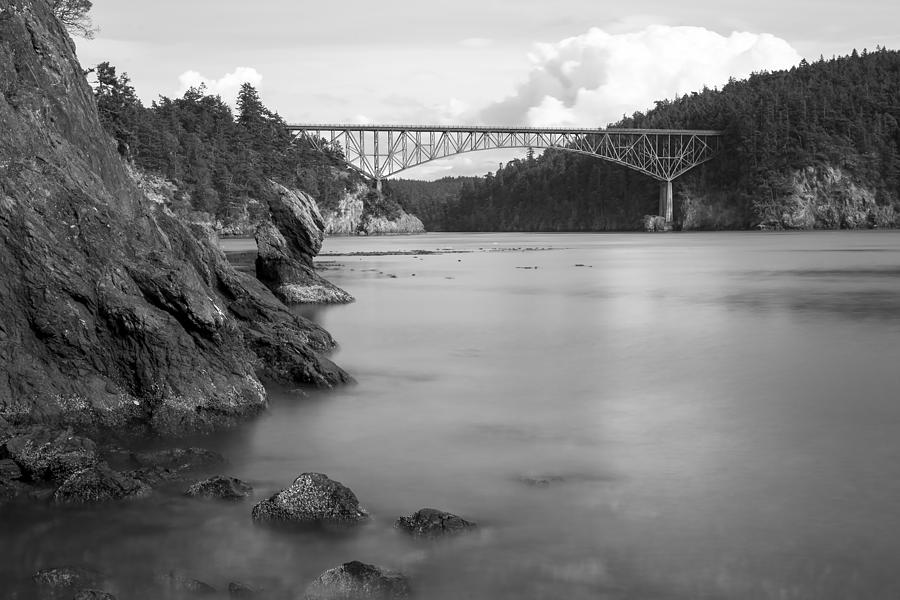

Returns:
287,124,723,223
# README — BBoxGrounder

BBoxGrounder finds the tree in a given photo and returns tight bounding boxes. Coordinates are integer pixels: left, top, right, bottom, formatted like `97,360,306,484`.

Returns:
50,0,96,39
236,83,267,129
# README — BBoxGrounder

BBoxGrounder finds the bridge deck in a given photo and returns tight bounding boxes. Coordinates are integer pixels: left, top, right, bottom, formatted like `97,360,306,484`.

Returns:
286,124,723,136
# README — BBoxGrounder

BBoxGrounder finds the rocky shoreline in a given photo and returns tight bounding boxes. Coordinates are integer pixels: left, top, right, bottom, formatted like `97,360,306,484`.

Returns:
1,421,478,599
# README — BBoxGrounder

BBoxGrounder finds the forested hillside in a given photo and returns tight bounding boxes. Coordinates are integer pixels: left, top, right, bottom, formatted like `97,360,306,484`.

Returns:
426,48,900,231
384,176,481,230
90,63,405,233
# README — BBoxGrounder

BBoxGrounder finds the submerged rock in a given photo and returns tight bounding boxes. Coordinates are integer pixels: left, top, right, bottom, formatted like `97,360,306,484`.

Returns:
394,508,477,539
52,464,150,504
3,427,98,483
73,590,117,600
154,571,216,595
32,567,102,589
130,447,226,472
228,581,259,597
251,473,367,526
304,561,411,600
185,475,253,500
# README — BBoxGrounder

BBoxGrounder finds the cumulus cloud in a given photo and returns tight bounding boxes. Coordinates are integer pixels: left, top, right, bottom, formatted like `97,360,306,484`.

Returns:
177,67,263,104
479,25,802,127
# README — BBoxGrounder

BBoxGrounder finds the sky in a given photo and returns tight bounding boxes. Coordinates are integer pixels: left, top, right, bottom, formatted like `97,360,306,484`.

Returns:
76,0,900,179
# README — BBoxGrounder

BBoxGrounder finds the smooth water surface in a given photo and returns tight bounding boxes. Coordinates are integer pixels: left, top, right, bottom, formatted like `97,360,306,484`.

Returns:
3,231,900,599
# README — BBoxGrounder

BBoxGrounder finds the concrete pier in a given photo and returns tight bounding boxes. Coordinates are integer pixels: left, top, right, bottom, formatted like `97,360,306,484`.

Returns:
659,180,673,223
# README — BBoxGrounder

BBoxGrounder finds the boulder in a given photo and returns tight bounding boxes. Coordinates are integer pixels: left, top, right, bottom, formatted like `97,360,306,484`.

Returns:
228,581,259,597
154,571,216,595
642,215,671,232
394,508,477,539
185,475,253,500
51,464,150,504
304,561,411,600
0,458,23,480
73,590,117,600
0,0,350,437
251,473,367,526
255,221,354,304
0,479,18,503
3,427,98,483
32,567,102,589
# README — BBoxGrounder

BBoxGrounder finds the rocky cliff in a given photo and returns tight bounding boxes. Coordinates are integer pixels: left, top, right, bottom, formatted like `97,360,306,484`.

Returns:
324,183,425,235
0,0,350,436
678,166,898,230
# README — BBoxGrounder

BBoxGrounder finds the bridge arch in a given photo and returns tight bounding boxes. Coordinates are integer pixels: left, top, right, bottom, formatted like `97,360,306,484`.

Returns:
287,124,722,223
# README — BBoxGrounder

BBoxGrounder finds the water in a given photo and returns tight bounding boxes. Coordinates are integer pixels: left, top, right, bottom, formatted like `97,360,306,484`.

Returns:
4,231,900,599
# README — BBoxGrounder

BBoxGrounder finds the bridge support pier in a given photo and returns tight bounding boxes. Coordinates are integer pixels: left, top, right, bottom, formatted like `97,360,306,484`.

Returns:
659,180,673,224
374,178,382,193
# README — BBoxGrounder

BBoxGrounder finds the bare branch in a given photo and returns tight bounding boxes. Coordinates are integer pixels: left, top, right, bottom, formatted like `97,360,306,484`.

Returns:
49,0,97,39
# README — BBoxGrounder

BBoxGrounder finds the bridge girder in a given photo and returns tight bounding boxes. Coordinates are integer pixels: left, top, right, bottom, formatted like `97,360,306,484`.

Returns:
286,124,723,184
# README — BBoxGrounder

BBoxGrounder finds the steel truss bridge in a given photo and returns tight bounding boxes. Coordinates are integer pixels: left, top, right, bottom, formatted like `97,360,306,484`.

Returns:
287,124,723,223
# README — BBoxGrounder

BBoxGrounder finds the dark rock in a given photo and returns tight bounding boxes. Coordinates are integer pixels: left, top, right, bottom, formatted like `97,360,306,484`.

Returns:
3,427,98,483
154,571,216,595
304,561,411,600
0,479,18,503
32,567,102,589
52,464,150,504
255,218,354,305
251,473,367,526
125,465,180,487
0,0,349,437
130,447,225,472
518,474,566,488
228,581,259,597
28,487,56,502
643,215,671,232
73,590,117,600
185,475,253,500
394,508,477,539
0,458,23,480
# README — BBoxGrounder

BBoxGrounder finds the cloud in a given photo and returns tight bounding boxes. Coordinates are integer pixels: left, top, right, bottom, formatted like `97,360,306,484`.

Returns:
478,25,802,127
177,67,263,104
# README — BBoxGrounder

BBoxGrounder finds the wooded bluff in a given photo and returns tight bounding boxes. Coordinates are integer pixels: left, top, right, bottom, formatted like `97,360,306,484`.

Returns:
394,49,900,231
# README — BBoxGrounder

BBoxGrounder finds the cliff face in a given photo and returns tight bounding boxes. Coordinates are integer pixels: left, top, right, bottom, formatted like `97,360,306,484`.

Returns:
679,166,898,230
324,183,425,235
0,0,349,435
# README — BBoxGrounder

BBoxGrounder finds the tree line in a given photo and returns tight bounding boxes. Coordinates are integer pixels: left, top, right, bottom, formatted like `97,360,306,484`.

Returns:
90,63,377,226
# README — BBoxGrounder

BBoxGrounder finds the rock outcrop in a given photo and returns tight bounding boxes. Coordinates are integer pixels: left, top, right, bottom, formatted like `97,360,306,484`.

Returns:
304,561,411,600
394,508,477,539
251,472,368,527
755,166,897,230
324,183,425,235
32,567,103,590
255,186,354,304
678,165,899,230
0,0,350,436
51,464,150,504
2,427,98,482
